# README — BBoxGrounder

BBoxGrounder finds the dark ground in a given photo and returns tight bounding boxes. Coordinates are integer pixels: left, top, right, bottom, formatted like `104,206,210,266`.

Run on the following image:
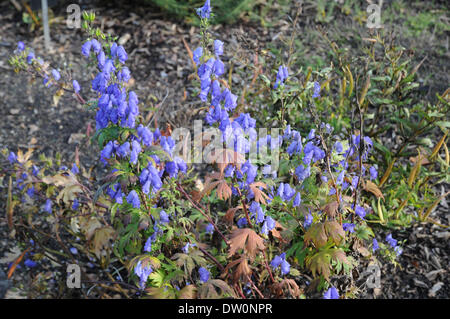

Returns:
0,0,448,298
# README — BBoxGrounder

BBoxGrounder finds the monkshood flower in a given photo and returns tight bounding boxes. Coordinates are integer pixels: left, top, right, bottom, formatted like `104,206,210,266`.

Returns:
116,45,128,64
8,152,17,164
26,186,35,198
72,198,79,210
17,41,25,52
274,65,288,89
295,165,311,181
277,183,296,202
304,212,313,228
343,223,355,233
140,163,162,195
249,201,265,224
24,259,37,268
261,216,276,235
237,217,248,228
127,190,140,209
355,205,366,219
394,246,403,256
107,183,124,204
270,253,290,275
27,51,35,64
372,238,379,252
70,247,78,255
137,124,154,147
369,166,378,180
334,141,343,154
71,163,79,175
159,210,170,224
51,69,61,81
193,47,203,64
214,40,224,56
72,80,81,93
198,267,210,283
312,81,321,98
134,260,153,289
293,192,302,207
205,223,214,235
196,0,212,19
323,287,339,299
44,199,52,213
182,242,196,254
385,234,397,248
144,236,153,252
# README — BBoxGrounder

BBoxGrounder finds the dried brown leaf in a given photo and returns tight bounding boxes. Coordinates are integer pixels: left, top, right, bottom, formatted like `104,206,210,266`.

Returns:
228,228,265,260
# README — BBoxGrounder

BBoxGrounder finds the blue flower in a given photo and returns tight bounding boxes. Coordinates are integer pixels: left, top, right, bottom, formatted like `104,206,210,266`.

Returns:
334,141,343,154
44,199,52,213
323,286,339,299
72,80,81,93
394,246,403,256
70,247,78,255
270,253,290,275
193,47,203,64
304,212,313,228
17,41,25,52
274,65,288,89
198,267,210,283
24,259,37,268
280,259,290,275
27,186,35,198
118,67,131,83
81,40,92,57
372,238,379,252
293,192,302,207
249,201,265,224
127,190,140,209
144,236,153,252
182,242,196,254
214,40,224,56
71,163,79,175
385,234,397,248
205,223,214,235
343,223,355,233
51,69,61,81
91,39,102,54
27,51,35,64
312,81,321,98
261,216,276,235
134,260,153,289
355,205,366,219
237,217,248,228
117,45,128,64
72,198,79,210
8,152,17,164
295,165,310,181
159,210,170,224
369,166,378,180
196,0,212,19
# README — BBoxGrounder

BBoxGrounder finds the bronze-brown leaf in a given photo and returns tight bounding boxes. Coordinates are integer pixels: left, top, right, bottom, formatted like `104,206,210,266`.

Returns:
364,180,385,200
322,201,339,219
228,228,265,260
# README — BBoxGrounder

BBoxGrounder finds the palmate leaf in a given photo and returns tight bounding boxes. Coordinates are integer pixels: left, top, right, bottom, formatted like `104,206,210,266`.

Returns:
304,221,345,248
305,248,349,280
223,257,252,283
178,284,197,299
197,279,236,299
227,228,265,260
